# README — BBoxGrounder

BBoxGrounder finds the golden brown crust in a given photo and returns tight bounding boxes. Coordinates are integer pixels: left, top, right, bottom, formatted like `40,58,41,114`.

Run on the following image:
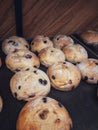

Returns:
81,30,98,45
2,36,29,55
38,47,65,67
5,49,40,72
47,62,81,91
53,35,74,49
31,35,53,53
62,44,88,63
16,97,72,130
76,58,98,84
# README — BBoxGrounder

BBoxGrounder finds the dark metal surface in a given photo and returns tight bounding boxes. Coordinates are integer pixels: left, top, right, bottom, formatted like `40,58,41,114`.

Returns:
14,0,23,37
0,39,98,130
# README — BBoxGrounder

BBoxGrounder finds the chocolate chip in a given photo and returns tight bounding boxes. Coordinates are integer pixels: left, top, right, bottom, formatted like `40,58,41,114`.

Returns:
43,40,47,43
28,94,35,98
58,102,63,107
14,48,18,52
34,66,37,68
34,51,38,55
34,70,37,73
25,68,30,71
14,92,17,98
15,69,20,72
77,62,80,64
43,80,48,85
57,38,59,40
39,109,49,120
42,97,47,103
25,45,29,48
63,62,66,64
25,54,32,59
52,75,55,80
84,76,88,81
8,40,18,46
38,79,47,85
39,78,43,84
8,40,14,43
18,86,21,89
68,80,72,84
12,42,18,46
51,50,54,52
73,63,76,65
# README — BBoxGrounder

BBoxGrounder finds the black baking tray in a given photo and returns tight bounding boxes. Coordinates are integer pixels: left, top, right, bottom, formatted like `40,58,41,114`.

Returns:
0,38,98,130
71,33,98,59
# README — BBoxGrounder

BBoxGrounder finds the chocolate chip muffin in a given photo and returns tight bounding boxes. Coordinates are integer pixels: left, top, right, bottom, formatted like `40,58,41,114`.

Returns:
81,30,98,50
47,62,81,91
38,47,66,67
76,58,98,84
10,68,51,101
31,35,53,53
16,97,72,130
53,34,74,49
62,44,88,64
2,36,29,55
5,49,40,72
0,96,3,112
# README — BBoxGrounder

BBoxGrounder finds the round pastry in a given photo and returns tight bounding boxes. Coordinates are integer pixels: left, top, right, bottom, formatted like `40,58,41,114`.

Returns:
62,44,88,64
53,34,74,49
16,96,72,130
47,62,81,91
0,57,2,67
76,58,98,84
38,47,66,67
2,36,29,55
5,49,40,72
10,68,51,101
31,35,53,53
81,30,98,50
0,96,3,112
81,30,98,44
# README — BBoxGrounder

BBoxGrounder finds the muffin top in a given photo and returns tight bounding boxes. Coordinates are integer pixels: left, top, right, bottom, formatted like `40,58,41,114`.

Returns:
31,35,53,53
2,36,29,55
39,47,65,67
53,35,74,49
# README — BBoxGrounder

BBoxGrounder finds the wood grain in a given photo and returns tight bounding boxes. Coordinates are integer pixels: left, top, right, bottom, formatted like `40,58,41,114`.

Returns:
0,0,98,39
22,0,98,38
0,0,16,39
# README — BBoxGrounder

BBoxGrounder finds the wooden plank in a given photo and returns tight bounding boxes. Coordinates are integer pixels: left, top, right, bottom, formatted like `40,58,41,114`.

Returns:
0,0,98,39
22,0,98,38
0,0,16,39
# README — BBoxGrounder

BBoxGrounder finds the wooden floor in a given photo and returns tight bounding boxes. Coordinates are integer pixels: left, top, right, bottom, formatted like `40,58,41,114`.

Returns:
0,0,98,39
